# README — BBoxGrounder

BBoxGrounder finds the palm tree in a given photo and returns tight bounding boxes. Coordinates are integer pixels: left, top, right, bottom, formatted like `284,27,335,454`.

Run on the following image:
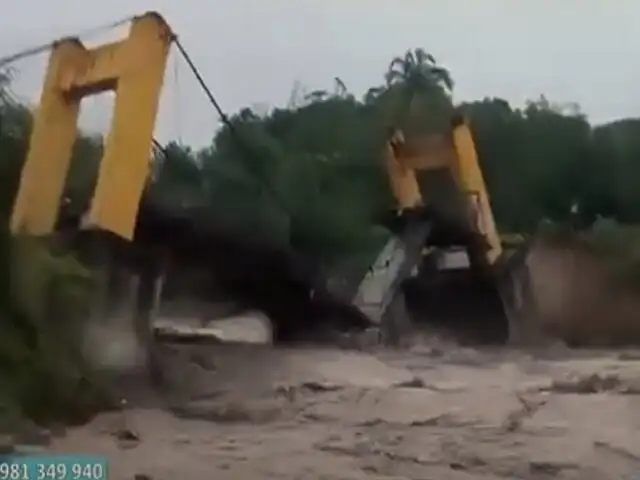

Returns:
363,85,386,105
333,77,348,98
0,69,14,123
0,69,31,144
238,107,259,122
304,89,329,104
0,69,13,99
385,48,454,120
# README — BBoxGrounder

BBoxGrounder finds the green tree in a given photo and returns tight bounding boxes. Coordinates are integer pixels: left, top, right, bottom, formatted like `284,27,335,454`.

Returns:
384,48,454,130
5,46,640,275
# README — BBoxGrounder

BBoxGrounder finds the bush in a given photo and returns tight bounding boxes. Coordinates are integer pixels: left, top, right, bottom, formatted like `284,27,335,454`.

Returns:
0,230,108,427
582,218,640,287
535,217,640,288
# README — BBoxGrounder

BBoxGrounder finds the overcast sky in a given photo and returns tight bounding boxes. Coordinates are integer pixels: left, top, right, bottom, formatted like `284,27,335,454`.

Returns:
1,0,639,147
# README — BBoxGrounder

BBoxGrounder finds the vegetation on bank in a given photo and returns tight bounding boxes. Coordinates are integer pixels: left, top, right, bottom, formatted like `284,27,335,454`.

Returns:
1,47,640,425
0,73,106,429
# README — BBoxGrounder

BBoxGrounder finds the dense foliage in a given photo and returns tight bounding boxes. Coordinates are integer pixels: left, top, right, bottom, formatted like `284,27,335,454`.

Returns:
148,49,640,271
4,49,640,268
1,48,640,423
0,71,103,427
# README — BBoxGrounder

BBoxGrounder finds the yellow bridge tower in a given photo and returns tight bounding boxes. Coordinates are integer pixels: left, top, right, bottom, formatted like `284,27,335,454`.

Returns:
10,12,173,240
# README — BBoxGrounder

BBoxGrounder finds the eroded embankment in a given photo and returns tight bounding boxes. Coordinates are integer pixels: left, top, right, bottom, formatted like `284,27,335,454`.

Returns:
528,237,640,346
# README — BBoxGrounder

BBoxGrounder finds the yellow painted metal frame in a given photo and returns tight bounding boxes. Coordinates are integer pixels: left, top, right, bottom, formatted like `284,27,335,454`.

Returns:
450,120,502,264
384,129,454,211
10,12,173,240
384,119,503,265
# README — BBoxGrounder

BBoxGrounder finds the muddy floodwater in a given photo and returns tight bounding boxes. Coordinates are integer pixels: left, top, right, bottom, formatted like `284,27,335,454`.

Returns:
49,327,640,480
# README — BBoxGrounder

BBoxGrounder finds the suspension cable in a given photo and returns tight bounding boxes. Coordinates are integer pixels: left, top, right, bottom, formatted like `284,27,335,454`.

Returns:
172,37,285,208
152,138,167,155
0,15,134,69
172,38,232,127
0,19,286,209
172,52,184,145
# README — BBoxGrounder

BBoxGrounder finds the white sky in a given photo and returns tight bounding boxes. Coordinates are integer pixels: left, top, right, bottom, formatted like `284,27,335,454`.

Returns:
1,0,639,147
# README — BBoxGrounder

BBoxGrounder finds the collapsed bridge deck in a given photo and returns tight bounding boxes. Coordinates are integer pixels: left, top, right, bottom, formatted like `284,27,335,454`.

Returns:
57,199,372,343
